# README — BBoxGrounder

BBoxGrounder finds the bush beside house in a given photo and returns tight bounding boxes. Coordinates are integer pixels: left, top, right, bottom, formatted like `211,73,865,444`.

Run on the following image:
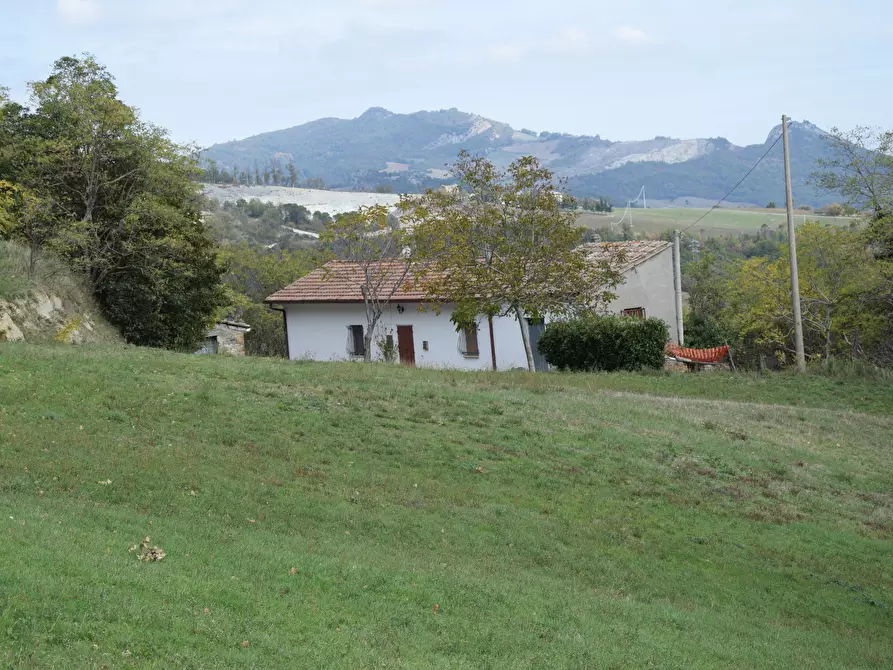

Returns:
538,316,668,372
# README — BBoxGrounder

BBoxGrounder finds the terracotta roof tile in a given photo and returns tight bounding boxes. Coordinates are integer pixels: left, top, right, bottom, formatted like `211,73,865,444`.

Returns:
266,241,671,304
265,260,426,303
582,240,672,272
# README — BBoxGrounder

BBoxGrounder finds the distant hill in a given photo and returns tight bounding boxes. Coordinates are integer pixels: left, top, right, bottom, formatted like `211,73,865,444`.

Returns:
203,110,840,207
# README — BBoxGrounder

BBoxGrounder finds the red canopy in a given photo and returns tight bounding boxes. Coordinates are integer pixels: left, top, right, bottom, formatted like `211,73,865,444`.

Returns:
665,343,730,364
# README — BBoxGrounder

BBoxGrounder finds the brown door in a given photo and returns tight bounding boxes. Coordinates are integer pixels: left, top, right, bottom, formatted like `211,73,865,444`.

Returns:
397,325,416,367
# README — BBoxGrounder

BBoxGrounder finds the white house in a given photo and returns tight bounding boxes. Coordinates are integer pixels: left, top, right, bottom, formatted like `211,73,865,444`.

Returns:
265,240,679,370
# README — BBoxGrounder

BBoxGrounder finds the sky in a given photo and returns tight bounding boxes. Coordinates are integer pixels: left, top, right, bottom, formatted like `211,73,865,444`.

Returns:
2,0,891,148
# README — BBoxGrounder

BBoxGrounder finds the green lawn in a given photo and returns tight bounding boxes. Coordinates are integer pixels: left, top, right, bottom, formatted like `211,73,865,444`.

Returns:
577,208,853,238
1,344,891,668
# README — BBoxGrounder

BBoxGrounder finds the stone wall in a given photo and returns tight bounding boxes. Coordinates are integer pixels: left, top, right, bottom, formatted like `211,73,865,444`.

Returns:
202,323,249,356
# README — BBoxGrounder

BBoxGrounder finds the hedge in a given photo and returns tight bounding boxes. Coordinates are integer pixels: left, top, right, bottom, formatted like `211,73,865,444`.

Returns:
537,315,668,372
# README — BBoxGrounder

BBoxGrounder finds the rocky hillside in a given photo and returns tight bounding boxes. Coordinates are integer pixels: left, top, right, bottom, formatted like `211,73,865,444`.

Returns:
0,241,121,345
202,110,840,206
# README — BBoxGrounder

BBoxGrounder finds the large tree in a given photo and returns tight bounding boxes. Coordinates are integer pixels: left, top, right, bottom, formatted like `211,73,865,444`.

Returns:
813,126,893,363
321,205,415,362
728,223,881,362
402,152,626,372
0,55,226,349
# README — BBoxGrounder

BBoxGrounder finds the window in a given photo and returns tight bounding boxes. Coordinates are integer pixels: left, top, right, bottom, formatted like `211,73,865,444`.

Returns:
348,325,365,356
461,325,480,357
622,307,646,318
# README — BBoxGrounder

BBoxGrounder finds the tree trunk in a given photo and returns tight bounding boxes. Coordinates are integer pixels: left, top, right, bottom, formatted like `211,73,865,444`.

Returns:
363,310,380,363
825,305,833,361
28,241,40,276
364,329,374,363
488,314,497,371
515,306,535,372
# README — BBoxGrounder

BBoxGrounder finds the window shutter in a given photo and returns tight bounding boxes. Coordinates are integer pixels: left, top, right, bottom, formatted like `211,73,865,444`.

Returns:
464,326,479,356
349,325,365,356
622,307,646,318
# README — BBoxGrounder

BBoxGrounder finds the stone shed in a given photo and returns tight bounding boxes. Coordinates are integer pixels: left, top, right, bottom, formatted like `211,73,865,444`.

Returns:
197,321,251,356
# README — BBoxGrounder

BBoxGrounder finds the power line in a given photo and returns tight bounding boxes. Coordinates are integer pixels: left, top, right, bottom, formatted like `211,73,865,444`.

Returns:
678,126,787,235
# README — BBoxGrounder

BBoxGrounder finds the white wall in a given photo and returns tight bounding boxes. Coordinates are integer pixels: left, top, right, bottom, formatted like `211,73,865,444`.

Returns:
284,302,531,370
283,249,679,368
606,248,679,343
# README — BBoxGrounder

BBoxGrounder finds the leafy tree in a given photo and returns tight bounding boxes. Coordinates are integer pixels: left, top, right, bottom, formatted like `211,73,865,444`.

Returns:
305,177,326,190
729,223,877,361
824,203,845,217
766,201,777,209
287,163,298,188
813,126,893,220
219,242,319,357
813,125,893,362
206,160,220,184
320,205,415,362
403,152,626,372
683,251,737,348
620,220,633,241
246,198,266,218
0,180,19,237
0,55,226,349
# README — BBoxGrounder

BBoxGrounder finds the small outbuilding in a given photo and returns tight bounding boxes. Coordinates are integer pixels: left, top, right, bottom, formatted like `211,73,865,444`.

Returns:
197,320,251,356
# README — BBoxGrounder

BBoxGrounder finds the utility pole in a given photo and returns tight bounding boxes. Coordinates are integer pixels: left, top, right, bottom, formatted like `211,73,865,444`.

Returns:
673,229,684,345
782,114,806,372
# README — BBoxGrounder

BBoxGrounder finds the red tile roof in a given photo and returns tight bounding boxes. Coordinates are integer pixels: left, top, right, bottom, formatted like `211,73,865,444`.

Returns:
265,260,426,303
582,240,672,272
266,241,672,304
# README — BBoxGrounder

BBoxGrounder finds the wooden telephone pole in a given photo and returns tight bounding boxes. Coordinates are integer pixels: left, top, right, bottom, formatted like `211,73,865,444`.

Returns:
782,115,806,372
673,229,684,345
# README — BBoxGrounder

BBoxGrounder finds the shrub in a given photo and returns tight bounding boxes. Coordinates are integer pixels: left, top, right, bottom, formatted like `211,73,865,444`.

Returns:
538,315,668,372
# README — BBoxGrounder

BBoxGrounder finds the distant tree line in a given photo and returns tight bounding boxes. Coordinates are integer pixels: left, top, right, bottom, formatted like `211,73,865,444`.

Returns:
201,159,326,190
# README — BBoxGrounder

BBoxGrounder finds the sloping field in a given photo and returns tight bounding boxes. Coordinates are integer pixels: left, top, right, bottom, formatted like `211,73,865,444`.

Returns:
0,344,891,667
578,208,853,238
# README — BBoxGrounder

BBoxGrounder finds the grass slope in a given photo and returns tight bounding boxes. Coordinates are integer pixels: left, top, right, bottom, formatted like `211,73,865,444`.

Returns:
0,344,891,668
578,208,853,238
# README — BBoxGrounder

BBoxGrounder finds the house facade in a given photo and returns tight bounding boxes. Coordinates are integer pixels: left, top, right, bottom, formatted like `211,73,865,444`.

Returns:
265,241,679,370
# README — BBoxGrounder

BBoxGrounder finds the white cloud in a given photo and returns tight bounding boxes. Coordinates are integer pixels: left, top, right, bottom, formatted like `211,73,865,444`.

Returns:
488,43,526,64
613,26,652,45
58,0,100,25
549,27,590,55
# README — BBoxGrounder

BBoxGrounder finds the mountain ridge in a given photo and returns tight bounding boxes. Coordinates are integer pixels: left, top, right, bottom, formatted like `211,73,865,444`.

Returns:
202,108,839,206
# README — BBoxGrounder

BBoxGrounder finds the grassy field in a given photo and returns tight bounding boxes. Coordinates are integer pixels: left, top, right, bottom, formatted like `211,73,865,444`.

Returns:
1,344,891,668
577,208,853,238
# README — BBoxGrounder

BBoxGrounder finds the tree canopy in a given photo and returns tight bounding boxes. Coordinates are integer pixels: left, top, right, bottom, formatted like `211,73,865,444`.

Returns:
402,152,626,371
0,55,226,349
